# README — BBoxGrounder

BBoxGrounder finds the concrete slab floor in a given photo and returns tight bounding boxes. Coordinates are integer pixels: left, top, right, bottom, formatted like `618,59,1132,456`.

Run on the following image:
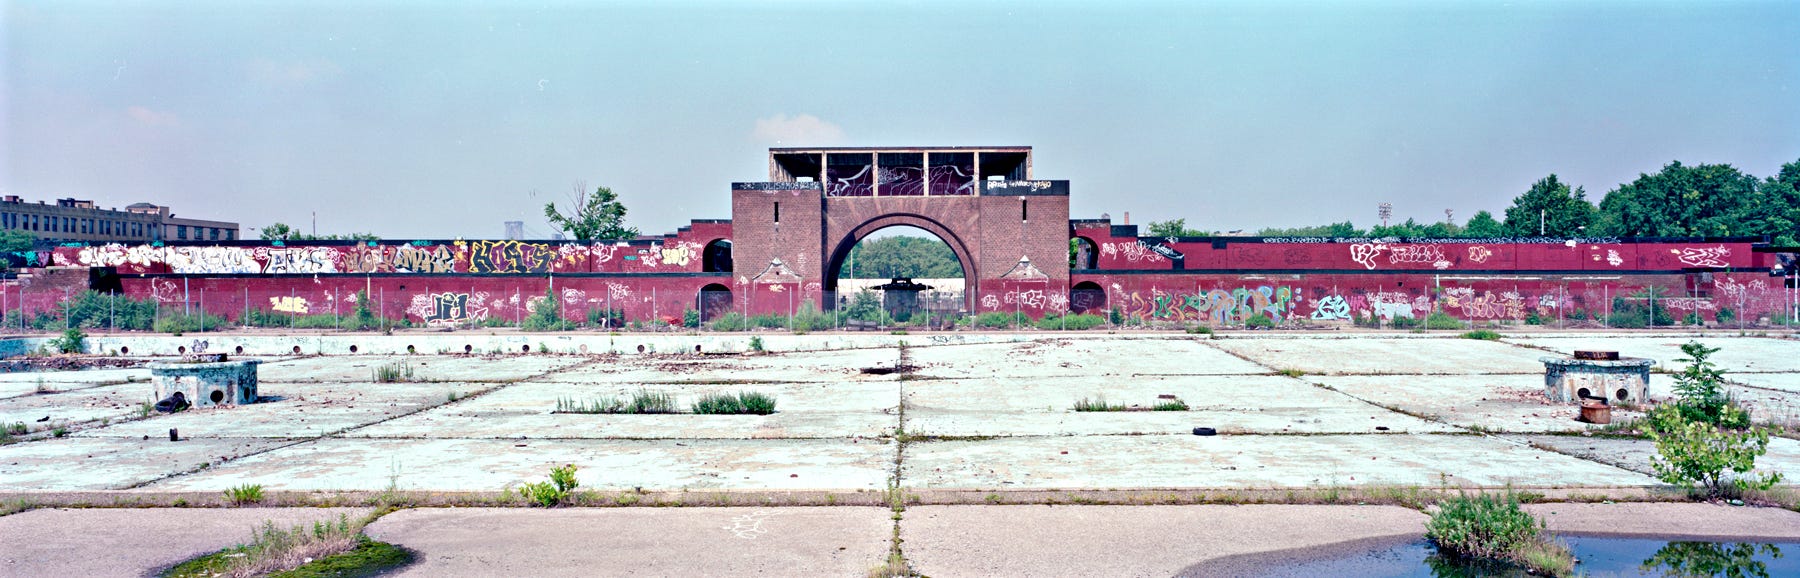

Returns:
0,382,156,433
366,507,892,577
904,375,1454,437
1510,434,1800,481
902,504,1428,578
257,354,590,383
1311,374,1651,433
142,437,895,492
1509,336,1800,373
74,381,504,439
0,368,148,398
350,381,898,440
908,338,1267,379
0,507,372,578
546,347,902,384
1210,337,1551,375
903,433,1660,489
0,436,300,490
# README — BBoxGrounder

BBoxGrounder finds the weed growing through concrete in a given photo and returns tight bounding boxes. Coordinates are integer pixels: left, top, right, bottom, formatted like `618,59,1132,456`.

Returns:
691,392,778,415
748,335,765,352
224,483,265,505
555,390,677,414
160,513,410,578
51,426,67,438
34,377,50,394
1460,329,1503,340
371,361,416,383
1071,395,1126,412
1426,491,1572,577
556,396,626,414
1276,368,1306,378
518,464,581,507
5,422,25,436
1151,398,1190,411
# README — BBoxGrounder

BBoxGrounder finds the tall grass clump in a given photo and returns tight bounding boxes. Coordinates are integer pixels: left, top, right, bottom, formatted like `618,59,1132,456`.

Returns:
160,514,404,578
372,361,416,383
520,287,569,331
1460,329,1502,340
691,391,778,415
1424,311,1464,330
1426,491,1573,576
1071,395,1126,412
554,390,676,414
707,311,746,331
224,483,264,505
973,311,1020,329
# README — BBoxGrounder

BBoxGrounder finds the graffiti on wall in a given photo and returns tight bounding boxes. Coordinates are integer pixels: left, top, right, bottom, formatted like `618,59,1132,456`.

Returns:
1101,241,1168,264
166,247,262,274
1349,243,1385,270
406,292,487,326
269,296,310,314
264,247,337,274
1466,246,1492,263
1677,246,1731,268
467,240,555,274
393,245,455,273
1105,286,1304,324
1309,294,1350,320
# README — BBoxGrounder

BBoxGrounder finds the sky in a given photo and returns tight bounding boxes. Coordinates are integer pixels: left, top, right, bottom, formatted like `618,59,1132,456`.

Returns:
3,0,1797,240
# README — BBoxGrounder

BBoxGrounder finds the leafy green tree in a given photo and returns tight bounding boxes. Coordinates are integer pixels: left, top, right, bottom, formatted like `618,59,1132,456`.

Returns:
1462,211,1506,237
1503,175,1597,236
545,182,639,241
843,236,962,279
1257,221,1363,237
1597,161,1759,237
1749,159,1800,246
0,229,36,271
256,223,377,241
1145,218,1207,238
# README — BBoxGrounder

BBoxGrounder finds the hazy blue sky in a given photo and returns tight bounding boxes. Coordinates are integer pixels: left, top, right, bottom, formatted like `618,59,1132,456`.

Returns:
3,1,1796,239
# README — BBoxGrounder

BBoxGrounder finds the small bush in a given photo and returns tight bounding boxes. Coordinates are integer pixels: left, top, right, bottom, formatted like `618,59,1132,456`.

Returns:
748,335,764,352
1424,311,1463,330
153,312,232,334
1186,325,1214,335
50,328,85,354
1651,417,1782,498
708,311,746,331
1715,307,1736,325
627,389,677,414
518,464,579,507
1524,310,1542,326
1427,492,1571,576
1244,315,1276,329
162,514,375,578
691,391,778,415
682,308,700,328
1387,315,1422,329
520,287,568,331
1664,341,1749,429
973,311,1018,329
587,307,625,329
555,397,625,414
1460,329,1502,340
1071,396,1126,412
224,483,264,505
1034,312,1106,330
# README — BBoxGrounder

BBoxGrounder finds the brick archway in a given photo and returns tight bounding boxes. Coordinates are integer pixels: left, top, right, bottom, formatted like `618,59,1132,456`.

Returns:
824,213,979,312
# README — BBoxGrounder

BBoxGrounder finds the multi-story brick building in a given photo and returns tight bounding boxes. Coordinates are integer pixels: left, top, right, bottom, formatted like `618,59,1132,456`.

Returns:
0,196,236,243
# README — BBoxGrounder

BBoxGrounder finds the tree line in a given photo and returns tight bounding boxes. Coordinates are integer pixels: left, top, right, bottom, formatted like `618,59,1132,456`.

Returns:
1156,159,1800,245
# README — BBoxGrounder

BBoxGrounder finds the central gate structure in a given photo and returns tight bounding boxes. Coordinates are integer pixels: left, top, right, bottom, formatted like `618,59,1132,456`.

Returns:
729,146,1070,313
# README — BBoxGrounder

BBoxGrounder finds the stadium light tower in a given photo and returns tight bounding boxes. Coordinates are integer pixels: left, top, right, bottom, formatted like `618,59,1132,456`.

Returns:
1378,203,1392,227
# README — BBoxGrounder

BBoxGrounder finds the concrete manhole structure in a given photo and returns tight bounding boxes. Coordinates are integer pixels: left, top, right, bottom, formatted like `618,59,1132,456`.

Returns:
1540,350,1653,404
149,357,261,408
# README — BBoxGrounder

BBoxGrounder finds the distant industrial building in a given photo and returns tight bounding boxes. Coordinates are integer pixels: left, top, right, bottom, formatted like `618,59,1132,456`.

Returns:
0,196,237,243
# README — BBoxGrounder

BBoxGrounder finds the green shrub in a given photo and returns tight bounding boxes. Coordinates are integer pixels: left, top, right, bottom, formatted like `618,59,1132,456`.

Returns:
1715,307,1736,325
708,311,746,331
1650,417,1782,498
1186,325,1214,335
520,287,567,331
518,464,579,507
1244,314,1276,329
587,307,625,329
748,335,764,352
1108,306,1124,326
153,312,231,334
1460,329,1502,340
1387,315,1421,329
1524,310,1542,326
845,290,891,324
1034,312,1105,330
1071,396,1126,412
1663,341,1749,429
347,289,378,330
691,391,778,415
789,299,831,332
974,311,1017,329
1424,311,1464,330
1682,312,1703,326
50,328,85,354
1426,492,1571,576
682,308,700,328
56,291,158,330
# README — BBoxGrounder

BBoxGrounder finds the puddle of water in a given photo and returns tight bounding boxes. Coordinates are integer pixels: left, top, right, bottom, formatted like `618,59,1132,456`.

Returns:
1188,537,1795,578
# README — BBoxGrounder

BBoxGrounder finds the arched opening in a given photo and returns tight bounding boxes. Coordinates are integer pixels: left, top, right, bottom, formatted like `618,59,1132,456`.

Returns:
698,283,733,322
826,223,972,326
1070,281,1107,314
702,239,733,273
1070,237,1097,270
